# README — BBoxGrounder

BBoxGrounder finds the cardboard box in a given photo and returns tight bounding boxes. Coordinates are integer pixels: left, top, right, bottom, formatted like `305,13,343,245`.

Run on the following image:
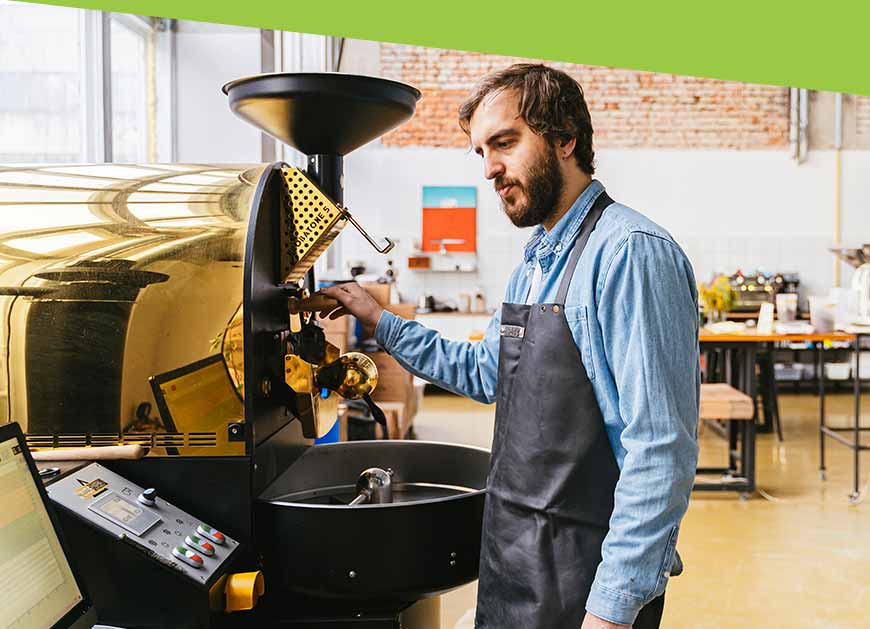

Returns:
367,351,413,404
318,313,350,334
385,302,417,320
361,282,391,307
357,302,416,342
325,330,348,355
370,351,406,377
371,373,413,402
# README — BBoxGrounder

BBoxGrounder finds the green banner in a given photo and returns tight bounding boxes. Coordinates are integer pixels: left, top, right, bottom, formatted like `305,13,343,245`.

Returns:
20,0,870,95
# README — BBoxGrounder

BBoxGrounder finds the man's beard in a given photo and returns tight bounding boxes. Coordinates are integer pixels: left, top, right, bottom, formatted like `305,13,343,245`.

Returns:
497,143,564,228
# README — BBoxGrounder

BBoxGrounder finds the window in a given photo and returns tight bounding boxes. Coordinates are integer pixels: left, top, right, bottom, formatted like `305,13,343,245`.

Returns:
0,3,166,164
0,2,84,162
111,15,154,162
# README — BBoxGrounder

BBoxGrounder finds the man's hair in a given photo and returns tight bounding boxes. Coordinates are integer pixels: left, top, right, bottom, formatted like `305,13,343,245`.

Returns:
458,63,595,175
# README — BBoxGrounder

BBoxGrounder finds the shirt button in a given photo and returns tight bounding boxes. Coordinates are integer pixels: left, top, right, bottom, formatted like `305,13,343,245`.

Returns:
555,243,563,252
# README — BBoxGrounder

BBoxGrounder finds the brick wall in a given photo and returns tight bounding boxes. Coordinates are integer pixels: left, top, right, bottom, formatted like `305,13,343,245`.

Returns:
380,44,790,150
856,96,870,142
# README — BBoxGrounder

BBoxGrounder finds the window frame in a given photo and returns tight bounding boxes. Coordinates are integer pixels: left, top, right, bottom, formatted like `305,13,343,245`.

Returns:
1,4,173,164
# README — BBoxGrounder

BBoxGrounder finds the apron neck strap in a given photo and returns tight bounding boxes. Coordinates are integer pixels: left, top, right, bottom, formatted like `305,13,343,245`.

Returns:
555,190,614,304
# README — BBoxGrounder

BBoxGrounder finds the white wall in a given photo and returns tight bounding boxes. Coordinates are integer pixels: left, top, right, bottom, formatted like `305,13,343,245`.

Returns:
168,27,869,309
174,22,261,163
341,146,869,308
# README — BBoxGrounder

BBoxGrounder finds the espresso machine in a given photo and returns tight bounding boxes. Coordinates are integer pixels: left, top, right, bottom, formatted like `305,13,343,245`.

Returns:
831,245,870,325
0,73,489,627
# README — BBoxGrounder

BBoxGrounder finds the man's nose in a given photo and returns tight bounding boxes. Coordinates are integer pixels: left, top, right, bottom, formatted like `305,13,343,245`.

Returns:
483,154,504,180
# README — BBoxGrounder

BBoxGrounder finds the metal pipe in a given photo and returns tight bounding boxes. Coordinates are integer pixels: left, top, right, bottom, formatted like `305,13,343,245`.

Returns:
789,87,800,160
853,340,861,500
798,88,809,163
259,30,277,162
834,93,844,149
834,93,844,286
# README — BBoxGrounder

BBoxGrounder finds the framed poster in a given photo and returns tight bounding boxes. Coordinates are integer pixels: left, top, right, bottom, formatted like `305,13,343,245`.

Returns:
421,186,477,253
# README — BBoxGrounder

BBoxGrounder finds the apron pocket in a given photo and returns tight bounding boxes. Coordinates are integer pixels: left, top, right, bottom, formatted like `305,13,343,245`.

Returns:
563,304,596,381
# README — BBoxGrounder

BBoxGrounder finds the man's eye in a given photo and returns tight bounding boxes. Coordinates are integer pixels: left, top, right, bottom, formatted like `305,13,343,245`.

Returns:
497,141,512,149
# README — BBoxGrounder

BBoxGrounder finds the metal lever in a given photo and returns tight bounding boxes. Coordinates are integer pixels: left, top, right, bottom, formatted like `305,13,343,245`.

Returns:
362,393,387,428
342,210,395,254
349,467,393,505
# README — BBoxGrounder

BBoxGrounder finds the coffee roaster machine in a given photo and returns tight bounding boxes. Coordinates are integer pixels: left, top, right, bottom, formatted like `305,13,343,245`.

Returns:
0,74,490,627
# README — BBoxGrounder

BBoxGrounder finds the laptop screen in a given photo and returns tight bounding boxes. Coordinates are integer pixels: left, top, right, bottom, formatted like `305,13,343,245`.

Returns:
0,435,84,629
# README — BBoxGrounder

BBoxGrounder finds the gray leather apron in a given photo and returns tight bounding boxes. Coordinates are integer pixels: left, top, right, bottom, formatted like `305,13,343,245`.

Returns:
475,192,665,628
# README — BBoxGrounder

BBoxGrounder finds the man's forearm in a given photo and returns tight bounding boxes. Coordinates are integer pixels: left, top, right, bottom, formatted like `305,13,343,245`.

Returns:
374,311,498,404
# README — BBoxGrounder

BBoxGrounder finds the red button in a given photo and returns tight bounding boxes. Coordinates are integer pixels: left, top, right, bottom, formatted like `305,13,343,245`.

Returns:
202,542,214,553
213,532,225,542
190,553,203,563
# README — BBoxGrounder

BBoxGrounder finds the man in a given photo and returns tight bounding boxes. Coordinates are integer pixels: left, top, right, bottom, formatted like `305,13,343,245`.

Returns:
320,64,699,629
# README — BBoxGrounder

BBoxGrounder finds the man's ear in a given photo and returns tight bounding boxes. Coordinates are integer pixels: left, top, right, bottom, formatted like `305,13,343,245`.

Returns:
559,137,576,160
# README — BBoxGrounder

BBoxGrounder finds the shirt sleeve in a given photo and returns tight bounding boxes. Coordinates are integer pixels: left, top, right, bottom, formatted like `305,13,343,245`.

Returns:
373,307,501,404
585,232,700,625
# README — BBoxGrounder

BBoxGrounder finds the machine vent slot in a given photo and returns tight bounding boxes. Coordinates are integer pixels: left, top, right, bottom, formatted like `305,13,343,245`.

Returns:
187,432,218,447
154,433,185,448
26,434,56,448
90,433,120,446
122,433,154,447
57,434,88,447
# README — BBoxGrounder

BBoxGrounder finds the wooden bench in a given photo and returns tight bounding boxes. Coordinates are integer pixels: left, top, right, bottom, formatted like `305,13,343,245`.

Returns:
695,383,756,496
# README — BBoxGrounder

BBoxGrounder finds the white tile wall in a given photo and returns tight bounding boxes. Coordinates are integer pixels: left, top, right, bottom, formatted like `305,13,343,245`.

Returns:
337,146,868,309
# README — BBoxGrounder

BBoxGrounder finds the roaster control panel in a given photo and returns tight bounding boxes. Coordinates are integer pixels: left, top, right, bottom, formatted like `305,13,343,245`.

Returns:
47,462,239,585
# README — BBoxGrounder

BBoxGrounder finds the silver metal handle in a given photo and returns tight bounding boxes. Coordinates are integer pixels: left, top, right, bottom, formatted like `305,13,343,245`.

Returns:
349,491,370,506
348,467,393,506
342,210,395,254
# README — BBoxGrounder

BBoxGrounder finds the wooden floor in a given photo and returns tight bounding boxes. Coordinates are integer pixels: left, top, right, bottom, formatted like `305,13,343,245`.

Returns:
413,390,870,629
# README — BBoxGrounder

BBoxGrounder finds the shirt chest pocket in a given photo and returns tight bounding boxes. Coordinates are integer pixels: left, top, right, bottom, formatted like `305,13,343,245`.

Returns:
563,305,596,381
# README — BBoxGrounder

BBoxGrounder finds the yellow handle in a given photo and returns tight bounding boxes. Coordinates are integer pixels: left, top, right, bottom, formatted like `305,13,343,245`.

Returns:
224,571,265,612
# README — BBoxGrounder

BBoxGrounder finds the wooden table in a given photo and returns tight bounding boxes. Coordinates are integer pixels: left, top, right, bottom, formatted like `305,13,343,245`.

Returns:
700,329,869,500
699,331,855,344
699,330,855,436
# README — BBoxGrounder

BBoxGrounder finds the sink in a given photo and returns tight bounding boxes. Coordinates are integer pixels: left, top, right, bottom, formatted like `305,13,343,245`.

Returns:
256,440,490,602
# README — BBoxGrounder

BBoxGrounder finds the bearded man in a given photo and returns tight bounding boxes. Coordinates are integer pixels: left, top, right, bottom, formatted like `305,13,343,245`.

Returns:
319,64,700,629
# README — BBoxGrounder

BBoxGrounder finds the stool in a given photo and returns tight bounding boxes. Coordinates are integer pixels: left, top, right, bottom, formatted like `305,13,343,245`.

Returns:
756,350,784,441
373,402,408,440
695,383,756,496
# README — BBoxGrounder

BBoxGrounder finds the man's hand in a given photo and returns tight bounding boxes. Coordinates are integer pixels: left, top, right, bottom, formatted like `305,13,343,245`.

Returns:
581,612,630,629
317,283,385,338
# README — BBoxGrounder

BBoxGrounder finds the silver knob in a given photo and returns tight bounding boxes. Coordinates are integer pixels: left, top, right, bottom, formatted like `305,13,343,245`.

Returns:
348,467,393,505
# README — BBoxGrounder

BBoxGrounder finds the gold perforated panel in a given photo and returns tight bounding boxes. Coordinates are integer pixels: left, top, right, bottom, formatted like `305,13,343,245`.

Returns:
279,167,347,283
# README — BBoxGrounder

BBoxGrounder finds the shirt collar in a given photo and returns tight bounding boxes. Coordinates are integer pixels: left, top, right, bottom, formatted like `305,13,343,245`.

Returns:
523,179,605,263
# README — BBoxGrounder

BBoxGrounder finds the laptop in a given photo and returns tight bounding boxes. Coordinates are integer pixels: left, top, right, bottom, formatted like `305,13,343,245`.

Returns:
0,421,97,629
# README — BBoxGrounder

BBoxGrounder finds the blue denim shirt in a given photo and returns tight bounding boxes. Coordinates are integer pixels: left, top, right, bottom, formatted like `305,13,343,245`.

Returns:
375,180,700,625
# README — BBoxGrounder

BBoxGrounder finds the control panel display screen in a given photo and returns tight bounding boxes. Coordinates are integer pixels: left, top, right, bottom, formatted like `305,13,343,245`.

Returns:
97,495,142,524
88,492,161,536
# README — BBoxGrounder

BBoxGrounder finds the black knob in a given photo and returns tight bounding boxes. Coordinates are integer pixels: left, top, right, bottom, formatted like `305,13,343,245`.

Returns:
138,488,157,506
